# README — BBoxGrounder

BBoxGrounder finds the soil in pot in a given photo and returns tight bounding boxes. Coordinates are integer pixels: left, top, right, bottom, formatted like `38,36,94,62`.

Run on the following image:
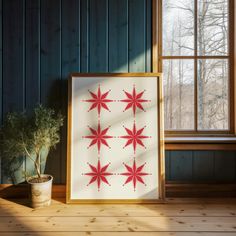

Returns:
28,176,51,183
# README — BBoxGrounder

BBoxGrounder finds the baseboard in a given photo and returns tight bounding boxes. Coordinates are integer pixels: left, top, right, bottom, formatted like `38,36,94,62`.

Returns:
166,182,236,197
0,184,66,198
1,183,236,198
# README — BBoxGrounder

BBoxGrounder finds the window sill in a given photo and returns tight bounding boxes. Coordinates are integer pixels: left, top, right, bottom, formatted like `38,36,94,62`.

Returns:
165,137,236,151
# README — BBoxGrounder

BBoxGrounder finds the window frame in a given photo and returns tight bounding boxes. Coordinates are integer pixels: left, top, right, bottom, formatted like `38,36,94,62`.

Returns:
153,0,235,137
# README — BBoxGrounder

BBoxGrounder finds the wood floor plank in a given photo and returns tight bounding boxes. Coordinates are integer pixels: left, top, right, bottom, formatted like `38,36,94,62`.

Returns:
1,202,236,217
0,216,236,232
166,198,236,204
1,198,236,235
1,197,236,205
0,233,236,236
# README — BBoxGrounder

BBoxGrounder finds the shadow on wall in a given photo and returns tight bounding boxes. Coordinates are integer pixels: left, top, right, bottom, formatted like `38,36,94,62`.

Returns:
2,156,25,184
2,147,50,185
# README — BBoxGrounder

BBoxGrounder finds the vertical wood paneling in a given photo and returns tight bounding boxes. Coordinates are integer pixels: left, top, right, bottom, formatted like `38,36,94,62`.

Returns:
108,0,128,72
165,151,171,180
3,0,24,114
80,0,89,72
214,151,236,181
169,151,193,181
61,0,80,75
25,0,40,111
128,0,146,72
2,0,25,183
0,0,2,183
61,0,80,183
146,0,151,72
193,151,214,181
25,0,40,178
40,0,61,107
0,0,2,124
40,0,61,183
89,0,108,72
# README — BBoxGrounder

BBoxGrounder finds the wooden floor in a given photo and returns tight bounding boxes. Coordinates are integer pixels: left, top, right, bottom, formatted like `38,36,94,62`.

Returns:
1,198,236,235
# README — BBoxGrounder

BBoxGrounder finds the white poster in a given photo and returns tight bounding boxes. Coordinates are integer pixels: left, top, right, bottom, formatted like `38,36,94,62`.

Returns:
67,74,164,202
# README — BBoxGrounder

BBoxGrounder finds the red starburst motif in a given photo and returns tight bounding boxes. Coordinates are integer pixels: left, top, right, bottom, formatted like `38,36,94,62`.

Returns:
83,84,114,116
120,161,151,191
83,160,113,191
119,122,151,154
120,85,150,116
83,123,113,154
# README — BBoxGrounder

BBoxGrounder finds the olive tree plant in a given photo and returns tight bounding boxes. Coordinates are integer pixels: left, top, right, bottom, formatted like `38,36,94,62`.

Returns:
0,105,63,181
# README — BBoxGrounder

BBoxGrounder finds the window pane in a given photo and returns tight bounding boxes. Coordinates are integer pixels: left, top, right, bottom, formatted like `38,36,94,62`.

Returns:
198,0,228,56
197,59,229,130
162,0,194,56
163,60,195,130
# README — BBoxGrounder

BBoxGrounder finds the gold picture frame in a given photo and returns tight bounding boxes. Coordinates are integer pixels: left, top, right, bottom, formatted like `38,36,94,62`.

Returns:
66,73,165,203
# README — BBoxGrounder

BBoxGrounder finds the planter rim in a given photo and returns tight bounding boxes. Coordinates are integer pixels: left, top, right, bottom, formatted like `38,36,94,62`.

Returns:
27,174,53,185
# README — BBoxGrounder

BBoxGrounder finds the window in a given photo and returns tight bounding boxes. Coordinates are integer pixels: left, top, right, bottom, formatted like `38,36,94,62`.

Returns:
160,0,234,134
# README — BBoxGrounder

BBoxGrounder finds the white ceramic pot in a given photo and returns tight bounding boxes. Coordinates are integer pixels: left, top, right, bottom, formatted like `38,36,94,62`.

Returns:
27,174,53,208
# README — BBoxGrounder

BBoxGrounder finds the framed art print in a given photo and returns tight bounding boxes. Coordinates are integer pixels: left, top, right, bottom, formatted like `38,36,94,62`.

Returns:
66,73,165,203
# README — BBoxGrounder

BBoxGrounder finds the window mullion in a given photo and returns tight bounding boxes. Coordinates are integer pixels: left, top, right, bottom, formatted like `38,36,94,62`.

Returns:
228,0,235,133
194,0,198,132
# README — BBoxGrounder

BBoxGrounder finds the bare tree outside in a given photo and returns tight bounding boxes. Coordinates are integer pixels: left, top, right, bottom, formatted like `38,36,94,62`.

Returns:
163,60,194,129
197,0,228,130
162,0,229,131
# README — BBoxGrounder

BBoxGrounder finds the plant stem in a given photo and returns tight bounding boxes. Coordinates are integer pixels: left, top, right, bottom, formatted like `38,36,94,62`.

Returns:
35,162,41,179
24,145,41,179
38,151,41,173
35,153,41,179
23,146,34,162
24,147,31,159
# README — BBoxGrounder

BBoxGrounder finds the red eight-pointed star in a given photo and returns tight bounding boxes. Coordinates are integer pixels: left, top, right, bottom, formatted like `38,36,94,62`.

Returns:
120,161,150,191
83,123,113,154
83,160,113,191
120,122,151,154
83,84,113,116
120,85,150,116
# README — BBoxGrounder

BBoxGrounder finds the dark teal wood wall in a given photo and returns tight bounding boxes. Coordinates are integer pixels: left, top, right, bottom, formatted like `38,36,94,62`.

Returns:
0,0,235,184
166,151,236,182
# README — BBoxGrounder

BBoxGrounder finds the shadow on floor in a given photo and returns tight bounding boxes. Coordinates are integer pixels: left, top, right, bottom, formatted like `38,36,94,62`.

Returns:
0,183,66,207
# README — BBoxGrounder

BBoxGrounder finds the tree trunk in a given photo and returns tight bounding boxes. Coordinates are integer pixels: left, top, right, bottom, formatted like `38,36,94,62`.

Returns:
35,153,41,179
177,20,183,129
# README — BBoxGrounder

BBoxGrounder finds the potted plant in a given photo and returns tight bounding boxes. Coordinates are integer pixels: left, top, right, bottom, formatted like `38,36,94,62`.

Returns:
0,105,63,208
